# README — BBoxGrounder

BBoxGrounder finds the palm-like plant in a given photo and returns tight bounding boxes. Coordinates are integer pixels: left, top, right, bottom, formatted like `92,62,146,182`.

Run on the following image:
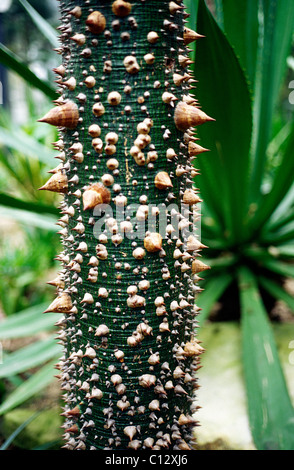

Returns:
185,0,294,450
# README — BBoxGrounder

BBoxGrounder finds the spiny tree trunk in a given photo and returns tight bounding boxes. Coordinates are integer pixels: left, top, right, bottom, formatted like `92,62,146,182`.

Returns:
39,0,212,451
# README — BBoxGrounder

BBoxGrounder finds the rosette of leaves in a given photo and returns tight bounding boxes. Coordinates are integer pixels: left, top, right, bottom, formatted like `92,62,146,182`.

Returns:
185,0,294,451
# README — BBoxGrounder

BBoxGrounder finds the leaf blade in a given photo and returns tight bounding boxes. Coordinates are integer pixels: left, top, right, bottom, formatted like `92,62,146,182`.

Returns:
0,192,59,217
0,304,60,340
0,205,58,231
0,125,55,166
239,266,294,450
0,43,57,100
18,0,59,49
250,0,294,201
258,276,294,314
0,360,57,416
0,411,41,450
196,273,233,327
222,0,259,87
249,123,294,235
0,337,61,378
195,0,253,245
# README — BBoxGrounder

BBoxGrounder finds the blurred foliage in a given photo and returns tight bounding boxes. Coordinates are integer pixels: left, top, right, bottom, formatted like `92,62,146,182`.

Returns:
2,0,58,57
0,229,59,316
0,0,61,450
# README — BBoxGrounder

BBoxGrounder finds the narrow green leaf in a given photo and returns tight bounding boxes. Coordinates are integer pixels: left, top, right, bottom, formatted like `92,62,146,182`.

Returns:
249,124,294,235
250,0,294,201
222,0,259,88
0,193,59,217
262,259,294,279
0,360,57,416
267,211,294,236
184,0,199,60
243,245,271,262
244,244,294,261
271,244,294,258
258,276,294,313
200,200,226,244
239,266,294,450
0,125,55,166
196,273,233,327
33,439,61,450
200,237,227,251
0,412,41,450
0,43,57,100
0,304,60,340
184,0,199,30
246,246,294,275
18,0,59,49
271,181,294,218
261,221,294,245
0,205,57,231
195,0,253,245
204,253,239,270
267,120,293,161
0,337,61,378
214,0,224,29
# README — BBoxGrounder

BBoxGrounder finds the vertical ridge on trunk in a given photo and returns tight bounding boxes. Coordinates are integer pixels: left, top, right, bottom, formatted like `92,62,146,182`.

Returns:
40,0,211,450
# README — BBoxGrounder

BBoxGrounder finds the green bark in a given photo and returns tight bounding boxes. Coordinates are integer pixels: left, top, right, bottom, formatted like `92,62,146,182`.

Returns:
39,0,211,450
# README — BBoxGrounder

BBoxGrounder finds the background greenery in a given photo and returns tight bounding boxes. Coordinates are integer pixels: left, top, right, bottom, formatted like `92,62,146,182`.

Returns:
0,0,293,450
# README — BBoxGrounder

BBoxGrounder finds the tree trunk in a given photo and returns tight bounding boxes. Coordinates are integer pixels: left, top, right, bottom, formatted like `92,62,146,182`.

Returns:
39,0,212,451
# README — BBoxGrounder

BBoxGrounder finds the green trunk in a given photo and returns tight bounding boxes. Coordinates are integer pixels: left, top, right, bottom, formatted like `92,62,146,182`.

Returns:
39,0,212,450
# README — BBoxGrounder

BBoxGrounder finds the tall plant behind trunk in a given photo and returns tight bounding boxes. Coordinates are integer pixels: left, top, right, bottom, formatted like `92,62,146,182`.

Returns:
38,0,212,450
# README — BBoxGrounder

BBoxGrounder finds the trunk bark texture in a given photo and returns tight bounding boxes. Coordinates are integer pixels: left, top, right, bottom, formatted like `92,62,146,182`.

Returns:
39,0,212,450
